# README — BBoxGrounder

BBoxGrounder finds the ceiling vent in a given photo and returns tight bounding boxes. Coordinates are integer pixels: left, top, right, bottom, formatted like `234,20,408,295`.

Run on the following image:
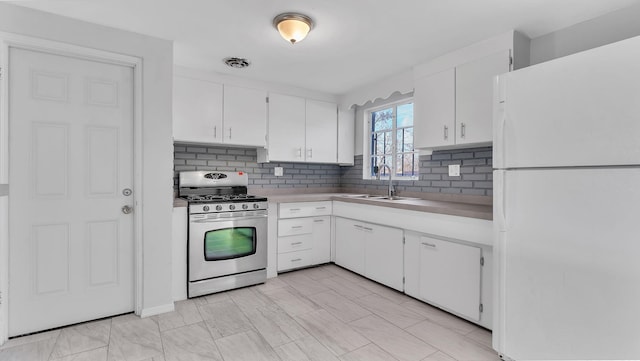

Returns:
223,57,250,69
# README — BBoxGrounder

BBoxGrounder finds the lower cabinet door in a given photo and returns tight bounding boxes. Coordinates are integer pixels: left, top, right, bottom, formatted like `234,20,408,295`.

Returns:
419,236,481,321
364,223,404,291
311,216,331,264
334,217,365,275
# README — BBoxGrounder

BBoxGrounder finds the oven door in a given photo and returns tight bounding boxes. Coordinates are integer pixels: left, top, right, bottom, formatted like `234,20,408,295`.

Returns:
189,212,267,282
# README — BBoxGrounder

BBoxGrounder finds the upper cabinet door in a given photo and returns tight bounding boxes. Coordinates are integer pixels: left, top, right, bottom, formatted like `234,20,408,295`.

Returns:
337,108,355,165
223,85,267,147
305,99,337,163
267,93,306,161
414,68,455,149
173,76,223,143
456,50,510,145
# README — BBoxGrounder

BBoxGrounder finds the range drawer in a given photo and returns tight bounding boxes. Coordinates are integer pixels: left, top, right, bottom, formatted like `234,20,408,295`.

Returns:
278,234,313,253
277,249,314,271
279,201,332,219
278,218,313,237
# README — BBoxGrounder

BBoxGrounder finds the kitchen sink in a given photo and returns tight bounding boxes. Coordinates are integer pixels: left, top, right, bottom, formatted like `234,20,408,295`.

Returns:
340,194,421,201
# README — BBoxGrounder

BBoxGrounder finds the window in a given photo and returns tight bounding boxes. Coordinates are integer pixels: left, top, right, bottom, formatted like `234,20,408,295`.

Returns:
368,100,418,179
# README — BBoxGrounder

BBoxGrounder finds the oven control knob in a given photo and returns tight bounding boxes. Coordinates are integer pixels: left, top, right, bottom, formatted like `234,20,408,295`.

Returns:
203,206,210,212
242,204,248,210
229,204,236,210
253,203,260,209
215,205,222,211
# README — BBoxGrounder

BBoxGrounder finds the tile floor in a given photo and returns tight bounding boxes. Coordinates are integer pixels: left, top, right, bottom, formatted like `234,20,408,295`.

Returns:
0,264,498,361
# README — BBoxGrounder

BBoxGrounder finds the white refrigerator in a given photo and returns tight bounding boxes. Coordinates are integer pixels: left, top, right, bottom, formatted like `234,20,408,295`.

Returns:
493,35,640,360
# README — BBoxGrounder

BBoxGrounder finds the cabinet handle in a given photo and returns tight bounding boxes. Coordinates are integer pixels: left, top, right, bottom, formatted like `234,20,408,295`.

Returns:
307,148,313,158
354,224,363,229
315,206,326,210
291,258,302,262
291,225,303,229
444,125,448,140
291,241,303,246
314,219,324,223
228,127,232,139
422,242,437,248
297,148,302,158
214,126,217,138
460,123,466,139
289,208,301,211
363,227,373,231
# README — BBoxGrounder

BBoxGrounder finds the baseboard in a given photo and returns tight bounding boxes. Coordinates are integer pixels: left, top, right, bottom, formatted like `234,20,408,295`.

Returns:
139,303,175,318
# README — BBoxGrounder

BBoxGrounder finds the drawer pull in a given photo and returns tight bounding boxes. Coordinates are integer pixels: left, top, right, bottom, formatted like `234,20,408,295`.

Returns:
363,227,373,231
315,206,326,210
289,208,301,211
291,241,303,246
354,225,363,229
291,226,303,229
291,258,302,262
313,219,324,223
422,242,437,248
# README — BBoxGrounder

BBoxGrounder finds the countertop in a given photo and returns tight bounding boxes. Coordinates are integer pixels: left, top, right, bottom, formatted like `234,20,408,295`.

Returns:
174,188,492,220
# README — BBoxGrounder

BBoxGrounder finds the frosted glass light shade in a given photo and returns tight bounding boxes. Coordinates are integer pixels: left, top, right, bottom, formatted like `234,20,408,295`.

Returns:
273,13,313,44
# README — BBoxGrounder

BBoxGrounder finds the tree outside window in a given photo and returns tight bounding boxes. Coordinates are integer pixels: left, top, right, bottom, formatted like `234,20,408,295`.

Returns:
369,101,418,179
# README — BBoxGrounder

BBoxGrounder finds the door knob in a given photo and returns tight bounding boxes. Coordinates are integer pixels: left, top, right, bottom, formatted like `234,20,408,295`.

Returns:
122,205,133,214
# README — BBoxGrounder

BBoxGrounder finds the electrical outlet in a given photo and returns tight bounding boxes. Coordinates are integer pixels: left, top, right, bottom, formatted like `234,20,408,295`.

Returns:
448,164,460,177
274,167,284,177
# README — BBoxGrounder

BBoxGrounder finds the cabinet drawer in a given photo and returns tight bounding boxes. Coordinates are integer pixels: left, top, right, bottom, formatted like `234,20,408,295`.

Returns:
278,218,313,237
279,201,332,218
278,234,313,254
278,249,314,271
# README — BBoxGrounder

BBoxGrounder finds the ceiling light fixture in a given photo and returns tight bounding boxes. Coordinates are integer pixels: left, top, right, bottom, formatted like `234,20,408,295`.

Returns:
273,12,313,44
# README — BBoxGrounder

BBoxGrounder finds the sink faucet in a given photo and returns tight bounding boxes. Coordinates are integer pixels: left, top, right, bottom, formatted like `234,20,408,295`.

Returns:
375,164,395,199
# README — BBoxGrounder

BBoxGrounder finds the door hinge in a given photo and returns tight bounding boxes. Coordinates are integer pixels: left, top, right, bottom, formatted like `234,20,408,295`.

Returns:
479,303,484,313
402,276,405,284
403,236,405,244
480,256,484,266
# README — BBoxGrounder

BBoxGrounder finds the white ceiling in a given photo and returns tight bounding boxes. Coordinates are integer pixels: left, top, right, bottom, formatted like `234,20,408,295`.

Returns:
9,0,640,95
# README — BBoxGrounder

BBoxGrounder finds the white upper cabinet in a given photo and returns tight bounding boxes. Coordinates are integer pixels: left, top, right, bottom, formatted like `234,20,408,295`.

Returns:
305,99,337,163
337,108,355,165
414,69,455,149
456,50,510,145
173,74,267,147
222,85,267,147
260,93,338,163
173,76,223,143
413,31,529,151
266,93,306,161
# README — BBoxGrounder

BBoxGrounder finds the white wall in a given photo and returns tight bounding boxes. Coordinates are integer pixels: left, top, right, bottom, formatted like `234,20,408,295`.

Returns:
530,3,640,65
0,3,174,317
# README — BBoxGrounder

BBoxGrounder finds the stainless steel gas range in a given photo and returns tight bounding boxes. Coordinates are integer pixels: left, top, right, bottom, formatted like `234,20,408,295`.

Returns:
178,171,268,298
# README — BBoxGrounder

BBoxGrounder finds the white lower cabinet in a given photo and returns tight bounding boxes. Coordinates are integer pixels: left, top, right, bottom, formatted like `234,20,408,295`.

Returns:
404,231,486,325
334,217,403,291
277,202,331,272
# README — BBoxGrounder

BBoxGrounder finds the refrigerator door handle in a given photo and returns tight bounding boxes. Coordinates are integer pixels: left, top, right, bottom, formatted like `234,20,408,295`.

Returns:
493,74,507,168
494,170,507,232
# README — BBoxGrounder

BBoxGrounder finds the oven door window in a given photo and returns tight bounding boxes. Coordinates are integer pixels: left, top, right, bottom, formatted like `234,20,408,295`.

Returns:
203,227,257,261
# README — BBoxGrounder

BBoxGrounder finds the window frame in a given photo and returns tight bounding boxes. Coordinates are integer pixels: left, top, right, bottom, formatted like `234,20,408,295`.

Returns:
363,98,418,180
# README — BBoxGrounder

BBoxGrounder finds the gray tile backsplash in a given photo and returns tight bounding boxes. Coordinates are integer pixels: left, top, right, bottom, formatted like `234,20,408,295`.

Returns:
174,143,493,196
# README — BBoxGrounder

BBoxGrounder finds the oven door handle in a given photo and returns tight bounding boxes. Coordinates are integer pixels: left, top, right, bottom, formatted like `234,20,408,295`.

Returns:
191,214,268,223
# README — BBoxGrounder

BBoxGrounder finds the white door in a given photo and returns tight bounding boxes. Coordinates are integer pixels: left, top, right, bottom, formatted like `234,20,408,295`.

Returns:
334,217,365,275
418,236,481,321
305,99,337,163
413,68,455,149
267,93,306,162
498,35,640,168
456,50,510,145
364,224,403,291
498,168,640,360
223,84,267,147
8,47,134,336
173,76,223,143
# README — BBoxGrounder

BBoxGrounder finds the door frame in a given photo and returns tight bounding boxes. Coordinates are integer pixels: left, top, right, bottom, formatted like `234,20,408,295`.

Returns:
0,32,144,343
